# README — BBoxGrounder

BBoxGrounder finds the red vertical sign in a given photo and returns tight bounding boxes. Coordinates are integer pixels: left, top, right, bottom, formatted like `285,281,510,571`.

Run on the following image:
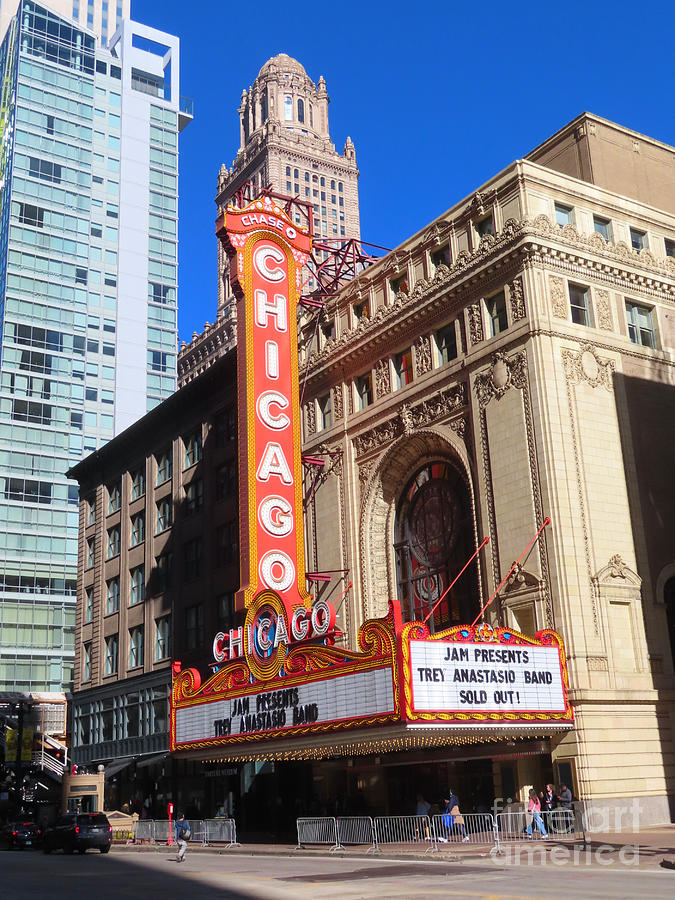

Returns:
217,196,312,622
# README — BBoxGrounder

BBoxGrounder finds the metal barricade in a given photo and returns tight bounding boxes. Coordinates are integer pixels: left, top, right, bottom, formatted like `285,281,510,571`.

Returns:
134,819,155,843
203,818,240,847
496,806,582,844
373,815,437,853
431,812,495,846
189,819,207,845
154,819,172,843
336,817,375,850
296,817,341,851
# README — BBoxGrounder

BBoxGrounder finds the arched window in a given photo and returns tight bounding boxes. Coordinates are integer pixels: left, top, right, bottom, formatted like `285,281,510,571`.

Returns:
338,182,343,192
309,104,313,127
320,176,325,187
284,95,293,121
330,179,335,190
297,98,305,123
394,461,479,631
261,92,268,123
285,166,291,177
294,168,299,179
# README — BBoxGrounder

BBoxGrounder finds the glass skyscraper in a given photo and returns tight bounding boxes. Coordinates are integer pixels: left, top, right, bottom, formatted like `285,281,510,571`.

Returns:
0,3,190,691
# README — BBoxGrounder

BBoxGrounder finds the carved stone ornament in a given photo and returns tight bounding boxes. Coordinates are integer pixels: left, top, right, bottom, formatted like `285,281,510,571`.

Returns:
414,334,432,376
352,385,466,456
549,275,567,318
474,350,527,408
468,303,484,345
562,343,614,391
587,656,608,671
332,384,344,420
504,563,541,593
595,289,613,331
449,416,467,440
374,358,391,399
305,402,316,435
608,554,629,578
508,277,527,321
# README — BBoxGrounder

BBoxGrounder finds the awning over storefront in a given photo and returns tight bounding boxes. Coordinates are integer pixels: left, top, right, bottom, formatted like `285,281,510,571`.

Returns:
135,751,169,769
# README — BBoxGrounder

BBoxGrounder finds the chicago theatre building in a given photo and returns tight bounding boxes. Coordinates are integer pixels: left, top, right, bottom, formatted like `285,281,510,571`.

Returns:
71,93,675,830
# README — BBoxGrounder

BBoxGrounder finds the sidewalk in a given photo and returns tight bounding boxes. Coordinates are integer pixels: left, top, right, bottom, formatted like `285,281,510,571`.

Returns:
113,824,675,870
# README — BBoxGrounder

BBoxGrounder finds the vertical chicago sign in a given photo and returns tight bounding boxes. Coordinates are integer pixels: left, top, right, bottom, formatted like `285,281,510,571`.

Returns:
216,196,314,669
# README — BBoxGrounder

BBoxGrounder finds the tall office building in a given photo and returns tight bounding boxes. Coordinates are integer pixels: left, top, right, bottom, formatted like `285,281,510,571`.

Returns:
178,53,361,385
0,3,191,691
1,0,130,46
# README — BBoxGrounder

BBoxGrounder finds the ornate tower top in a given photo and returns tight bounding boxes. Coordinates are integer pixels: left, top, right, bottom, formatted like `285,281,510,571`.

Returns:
238,53,331,149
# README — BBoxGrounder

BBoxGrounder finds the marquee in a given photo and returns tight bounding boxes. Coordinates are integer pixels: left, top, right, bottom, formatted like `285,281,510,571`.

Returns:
171,604,572,753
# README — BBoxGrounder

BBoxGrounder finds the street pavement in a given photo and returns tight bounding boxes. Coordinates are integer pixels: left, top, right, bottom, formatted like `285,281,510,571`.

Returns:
1,842,673,900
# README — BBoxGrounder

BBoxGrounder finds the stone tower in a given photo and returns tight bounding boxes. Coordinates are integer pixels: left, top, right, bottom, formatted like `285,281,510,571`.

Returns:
179,53,362,385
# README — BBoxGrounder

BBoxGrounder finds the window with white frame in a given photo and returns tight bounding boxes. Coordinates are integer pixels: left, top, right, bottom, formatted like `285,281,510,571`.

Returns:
83,642,91,681
86,538,95,568
317,393,332,430
355,372,373,410
106,576,120,614
128,625,144,669
87,496,96,526
130,512,145,547
85,587,93,623
156,497,172,532
569,283,591,327
156,449,172,485
554,203,574,227
155,615,170,661
107,526,120,558
105,634,118,676
130,565,145,605
184,430,202,468
625,300,656,349
108,482,121,513
434,322,458,365
629,227,646,251
130,467,145,500
393,348,414,389
486,291,508,336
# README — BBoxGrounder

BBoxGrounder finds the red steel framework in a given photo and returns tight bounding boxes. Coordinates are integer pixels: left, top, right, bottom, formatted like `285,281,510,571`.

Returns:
227,180,389,306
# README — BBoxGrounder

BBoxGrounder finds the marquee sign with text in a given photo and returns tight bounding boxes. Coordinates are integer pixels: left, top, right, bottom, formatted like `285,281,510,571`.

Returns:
171,606,572,753
401,621,572,726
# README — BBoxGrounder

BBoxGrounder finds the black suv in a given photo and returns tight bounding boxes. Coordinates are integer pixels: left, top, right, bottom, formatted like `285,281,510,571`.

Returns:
43,813,112,854
1,821,42,849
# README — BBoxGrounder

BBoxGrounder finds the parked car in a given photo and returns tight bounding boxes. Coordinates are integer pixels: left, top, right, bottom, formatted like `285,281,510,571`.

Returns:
1,821,42,849
42,813,112,854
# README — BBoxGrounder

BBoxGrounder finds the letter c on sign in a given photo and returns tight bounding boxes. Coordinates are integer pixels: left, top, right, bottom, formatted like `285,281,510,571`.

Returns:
253,244,285,283
256,390,290,430
213,631,227,663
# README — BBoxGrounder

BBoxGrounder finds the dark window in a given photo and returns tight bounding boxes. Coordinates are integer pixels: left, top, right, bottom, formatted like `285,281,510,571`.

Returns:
215,462,235,501
476,214,495,236
17,203,44,227
185,604,204,650
431,246,450,269
629,228,646,251
28,157,62,184
355,372,373,410
184,479,203,515
215,522,238,567
435,323,457,365
183,538,202,581
593,216,611,240
393,349,413,388
486,291,508,336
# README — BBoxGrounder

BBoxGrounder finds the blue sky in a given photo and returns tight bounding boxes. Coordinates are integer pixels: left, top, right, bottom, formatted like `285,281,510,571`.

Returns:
132,0,675,345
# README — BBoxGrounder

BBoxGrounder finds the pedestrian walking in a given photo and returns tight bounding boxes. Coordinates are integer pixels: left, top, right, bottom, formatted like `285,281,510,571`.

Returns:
525,789,548,838
175,812,191,862
443,791,470,842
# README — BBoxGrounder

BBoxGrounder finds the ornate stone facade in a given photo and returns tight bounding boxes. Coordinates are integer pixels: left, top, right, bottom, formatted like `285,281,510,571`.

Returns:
300,114,675,824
